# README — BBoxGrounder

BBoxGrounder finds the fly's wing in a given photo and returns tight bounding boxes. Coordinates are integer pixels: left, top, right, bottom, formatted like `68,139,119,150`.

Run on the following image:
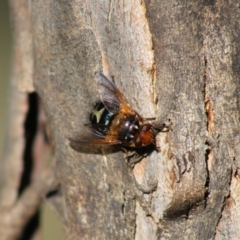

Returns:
95,72,133,114
67,125,121,146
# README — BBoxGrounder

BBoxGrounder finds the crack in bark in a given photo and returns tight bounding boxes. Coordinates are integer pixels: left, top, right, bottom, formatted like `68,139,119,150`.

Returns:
121,190,126,217
203,56,211,208
18,93,39,196
0,93,58,240
148,62,157,108
18,93,40,240
148,24,157,112
204,144,211,208
203,56,215,134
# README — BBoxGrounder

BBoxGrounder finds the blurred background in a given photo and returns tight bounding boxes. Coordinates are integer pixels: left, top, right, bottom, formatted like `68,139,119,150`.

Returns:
0,1,65,239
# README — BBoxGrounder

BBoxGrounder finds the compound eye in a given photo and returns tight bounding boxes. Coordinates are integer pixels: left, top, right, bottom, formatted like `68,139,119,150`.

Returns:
142,124,151,132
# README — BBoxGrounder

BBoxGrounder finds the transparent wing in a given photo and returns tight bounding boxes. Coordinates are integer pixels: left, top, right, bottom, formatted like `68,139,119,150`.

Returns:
95,72,132,114
67,125,121,146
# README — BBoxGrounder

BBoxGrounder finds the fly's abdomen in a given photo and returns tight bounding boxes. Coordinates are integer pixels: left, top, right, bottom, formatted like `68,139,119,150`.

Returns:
90,102,114,126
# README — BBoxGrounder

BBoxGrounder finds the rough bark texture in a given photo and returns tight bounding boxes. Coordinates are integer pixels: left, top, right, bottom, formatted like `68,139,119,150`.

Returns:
2,0,240,239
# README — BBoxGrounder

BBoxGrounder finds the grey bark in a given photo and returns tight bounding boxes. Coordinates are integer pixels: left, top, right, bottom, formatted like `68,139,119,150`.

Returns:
1,0,240,239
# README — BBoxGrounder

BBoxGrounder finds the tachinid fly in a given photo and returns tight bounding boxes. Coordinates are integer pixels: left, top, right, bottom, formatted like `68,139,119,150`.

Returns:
68,72,159,149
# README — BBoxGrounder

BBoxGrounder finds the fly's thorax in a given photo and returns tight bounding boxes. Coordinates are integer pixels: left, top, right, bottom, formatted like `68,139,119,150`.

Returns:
111,115,140,143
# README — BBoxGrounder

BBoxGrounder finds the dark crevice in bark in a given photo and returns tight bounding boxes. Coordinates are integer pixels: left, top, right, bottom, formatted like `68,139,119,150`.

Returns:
146,213,159,224
203,55,215,134
121,190,126,217
204,145,211,207
203,55,209,131
18,92,40,240
203,56,211,207
18,212,40,240
46,187,61,199
203,55,207,90
146,15,157,112
18,93,39,195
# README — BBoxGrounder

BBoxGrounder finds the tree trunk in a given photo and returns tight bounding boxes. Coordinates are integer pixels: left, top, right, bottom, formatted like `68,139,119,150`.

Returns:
1,0,240,239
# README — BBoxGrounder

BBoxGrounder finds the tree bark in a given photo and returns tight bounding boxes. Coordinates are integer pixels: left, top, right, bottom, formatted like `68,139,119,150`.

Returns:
2,0,240,239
